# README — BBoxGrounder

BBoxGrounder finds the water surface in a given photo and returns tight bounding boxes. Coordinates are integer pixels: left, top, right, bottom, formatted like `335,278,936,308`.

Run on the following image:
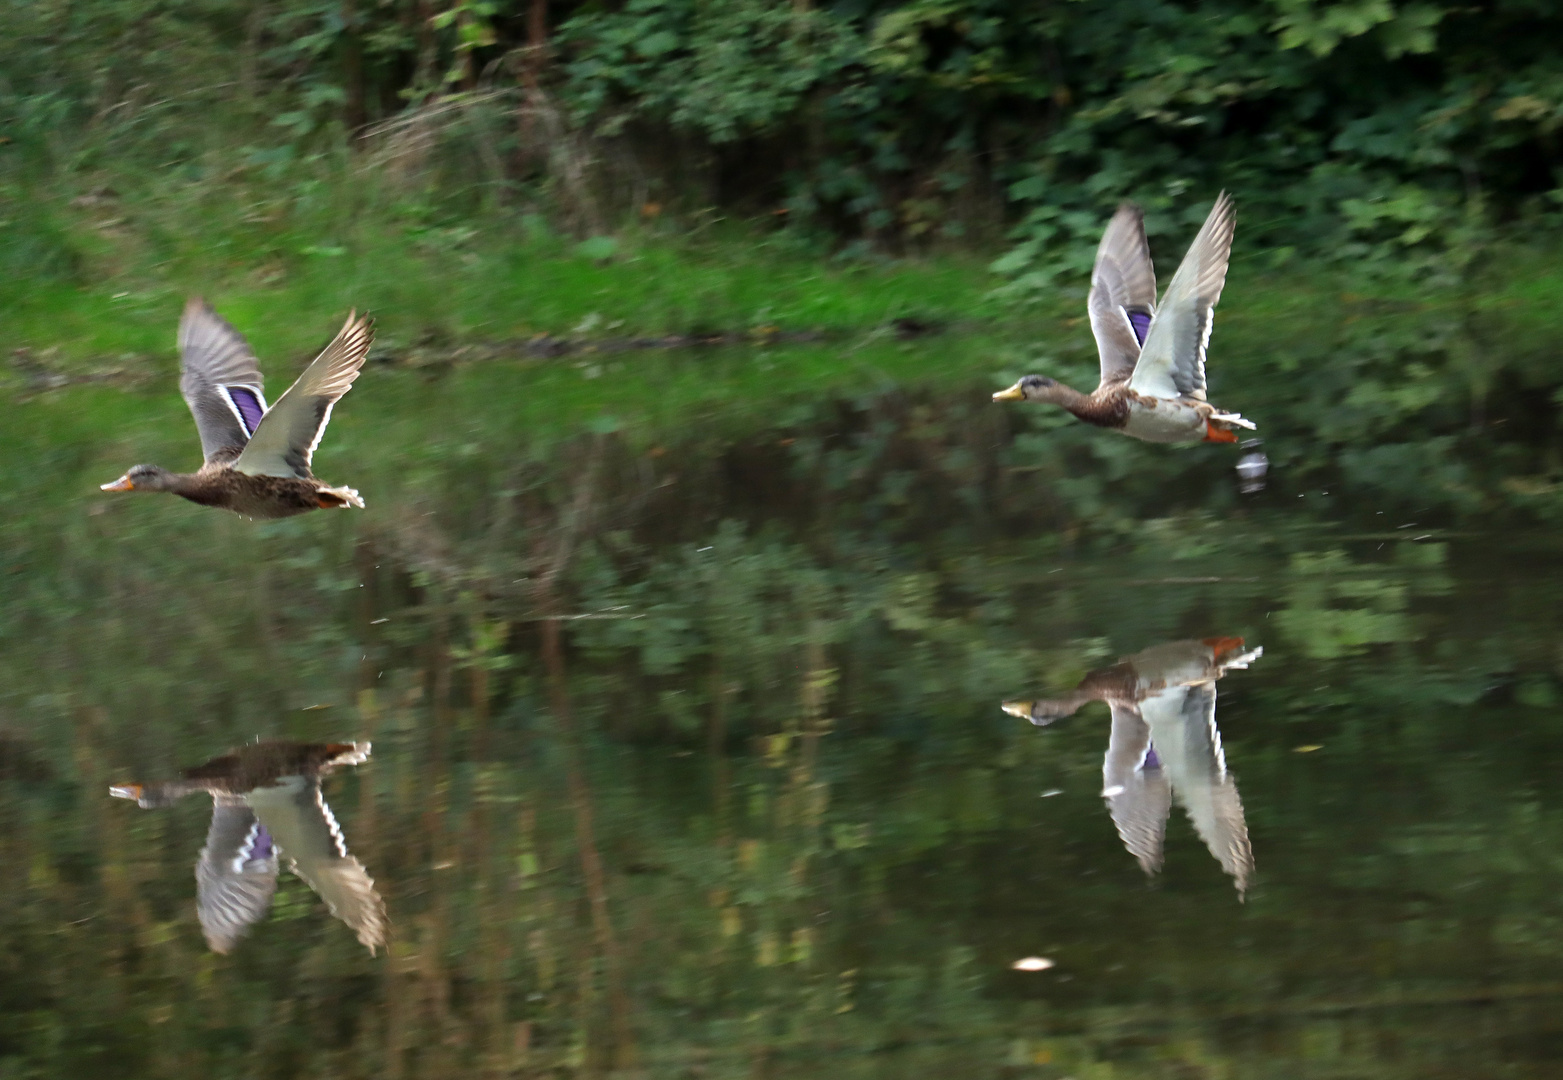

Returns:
2,388,1561,1079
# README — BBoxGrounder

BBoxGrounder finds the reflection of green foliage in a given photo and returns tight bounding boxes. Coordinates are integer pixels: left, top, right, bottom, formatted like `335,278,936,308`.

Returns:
1277,549,1414,660
5,328,1563,1076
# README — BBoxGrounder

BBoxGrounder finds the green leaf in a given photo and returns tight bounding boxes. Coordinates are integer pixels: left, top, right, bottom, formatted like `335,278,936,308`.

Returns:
636,30,680,58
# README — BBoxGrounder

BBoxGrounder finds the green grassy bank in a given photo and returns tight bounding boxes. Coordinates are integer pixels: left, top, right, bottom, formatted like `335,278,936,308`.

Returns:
7,180,1563,532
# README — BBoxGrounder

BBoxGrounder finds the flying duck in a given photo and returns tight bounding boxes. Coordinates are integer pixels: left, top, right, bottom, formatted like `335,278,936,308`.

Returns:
993,194,1255,444
100,299,372,518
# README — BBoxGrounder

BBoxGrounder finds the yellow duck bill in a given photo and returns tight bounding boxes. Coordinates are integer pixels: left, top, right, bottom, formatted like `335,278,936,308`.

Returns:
100,475,135,491
992,383,1026,402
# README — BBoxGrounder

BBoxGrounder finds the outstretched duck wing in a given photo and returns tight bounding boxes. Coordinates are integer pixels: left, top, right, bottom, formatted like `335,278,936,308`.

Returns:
179,299,269,464
1102,702,1170,875
233,312,373,479
1128,193,1235,402
247,774,387,953
1088,203,1157,386
195,796,279,953
1141,681,1253,895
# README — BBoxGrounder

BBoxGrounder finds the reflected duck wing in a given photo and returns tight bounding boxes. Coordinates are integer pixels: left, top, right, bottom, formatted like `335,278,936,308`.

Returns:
195,795,279,953
246,775,387,953
1127,193,1235,402
1143,682,1253,894
179,299,269,464
1088,203,1158,386
233,312,372,479
1102,702,1170,875
1195,766,1252,896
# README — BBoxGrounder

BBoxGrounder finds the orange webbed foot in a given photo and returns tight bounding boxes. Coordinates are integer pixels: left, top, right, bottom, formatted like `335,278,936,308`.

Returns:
1203,423,1239,444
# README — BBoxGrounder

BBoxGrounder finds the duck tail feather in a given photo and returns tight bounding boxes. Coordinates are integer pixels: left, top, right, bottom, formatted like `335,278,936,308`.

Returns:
316,485,365,509
1212,412,1257,430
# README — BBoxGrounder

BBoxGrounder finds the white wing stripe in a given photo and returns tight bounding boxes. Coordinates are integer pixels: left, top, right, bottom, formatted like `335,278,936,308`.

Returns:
230,820,261,873
306,400,337,464
315,786,349,858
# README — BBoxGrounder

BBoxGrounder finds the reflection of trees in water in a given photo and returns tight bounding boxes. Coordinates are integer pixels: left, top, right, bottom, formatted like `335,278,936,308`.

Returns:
1,451,1559,1076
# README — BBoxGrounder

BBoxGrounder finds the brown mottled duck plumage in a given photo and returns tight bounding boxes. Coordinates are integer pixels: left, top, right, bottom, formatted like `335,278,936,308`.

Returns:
100,299,372,519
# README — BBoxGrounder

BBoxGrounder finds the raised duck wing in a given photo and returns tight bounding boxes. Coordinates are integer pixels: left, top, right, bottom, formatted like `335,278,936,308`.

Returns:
195,795,279,953
179,299,269,464
233,312,373,479
246,774,386,952
1141,681,1252,895
1127,193,1235,402
1102,702,1170,875
1088,203,1158,386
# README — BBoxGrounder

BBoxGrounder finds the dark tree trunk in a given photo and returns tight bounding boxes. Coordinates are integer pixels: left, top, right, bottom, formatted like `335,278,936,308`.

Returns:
342,0,367,130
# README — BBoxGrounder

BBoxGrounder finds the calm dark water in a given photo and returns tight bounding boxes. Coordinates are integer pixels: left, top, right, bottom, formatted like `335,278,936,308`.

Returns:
3,433,1563,1078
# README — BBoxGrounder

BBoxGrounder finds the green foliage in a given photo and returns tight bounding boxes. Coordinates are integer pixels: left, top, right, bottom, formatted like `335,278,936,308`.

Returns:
560,0,861,144
7,0,1558,261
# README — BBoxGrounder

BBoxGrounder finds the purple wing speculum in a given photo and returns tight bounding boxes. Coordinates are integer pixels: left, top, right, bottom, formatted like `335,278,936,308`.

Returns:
1143,746,1161,771
248,824,274,862
221,386,268,437
1127,310,1152,348
231,821,275,873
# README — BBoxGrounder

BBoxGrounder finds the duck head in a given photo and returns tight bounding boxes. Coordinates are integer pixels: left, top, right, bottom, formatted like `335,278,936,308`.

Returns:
100,464,176,493
993,375,1062,404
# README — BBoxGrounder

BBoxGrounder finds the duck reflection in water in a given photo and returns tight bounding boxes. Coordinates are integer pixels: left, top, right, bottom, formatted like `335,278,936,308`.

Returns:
110,741,386,953
1004,638,1261,896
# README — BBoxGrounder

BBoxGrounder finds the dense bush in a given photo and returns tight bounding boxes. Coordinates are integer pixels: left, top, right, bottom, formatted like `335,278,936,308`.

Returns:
4,0,1563,257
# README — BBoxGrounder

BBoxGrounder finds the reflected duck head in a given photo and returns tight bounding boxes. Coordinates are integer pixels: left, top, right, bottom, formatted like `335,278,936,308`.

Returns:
109,781,182,808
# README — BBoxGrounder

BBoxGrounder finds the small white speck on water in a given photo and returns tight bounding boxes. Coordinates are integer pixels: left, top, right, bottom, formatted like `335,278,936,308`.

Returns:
1040,789,1062,798
1011,957,1055,971
697,546,713,552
